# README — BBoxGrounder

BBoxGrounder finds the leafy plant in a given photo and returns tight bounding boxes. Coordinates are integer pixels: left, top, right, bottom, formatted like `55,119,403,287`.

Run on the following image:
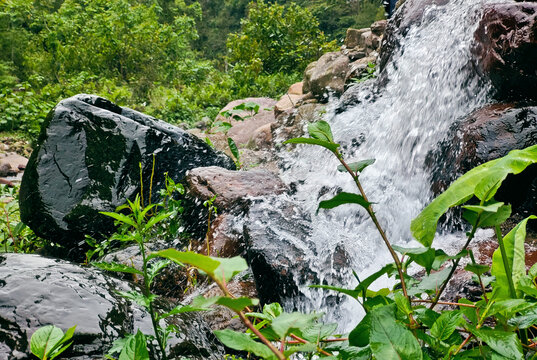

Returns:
30,325,76,360
282,121,537,359
351,62,376,83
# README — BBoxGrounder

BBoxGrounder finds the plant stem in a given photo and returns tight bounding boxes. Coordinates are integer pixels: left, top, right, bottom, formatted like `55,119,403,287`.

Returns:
213,277,286,360
412,299,476,308
139,239,168,360
454,334,473,355
289,334,332,356
3,207,17,252
335,153,410,300
429,224,478,309
469,250,488,303
494,225,517,299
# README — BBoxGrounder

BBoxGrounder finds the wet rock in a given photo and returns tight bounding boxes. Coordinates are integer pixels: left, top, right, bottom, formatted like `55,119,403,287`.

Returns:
243,199,319,305
427,103,537,217
184,166,287,212
303,52,350,101
19,94,234,250
346,56,378,82
0,253,223,360
472,3,537,101
379,0,449,71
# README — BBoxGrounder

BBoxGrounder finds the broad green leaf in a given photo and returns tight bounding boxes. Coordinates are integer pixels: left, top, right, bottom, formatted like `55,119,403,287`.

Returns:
48,325,76,359
349,312,371,347
469,327,523,359
337,159,376,173
517,276,537,298
270,312,322,339
463,203,511,228
393,245,436,273
227,137,239,160
430,311,462,340
355,264,397,294
108,335,132,356
214,329,276,360
156,250,220,277
100,211,137,228
91,262,143,275
30,325,64,359
212,256,248,282
308,120,333,142
283,137,340,152
413,308,440,328
284,343,317,357
488,299,536,319
491,216,537,299
408,267,451,296
147,260,171,285
144,211,172,231
369,305,423,360
191,295,259,312
301,322,338,343
464,263,489,277
117,291,155,309
411,145,537,246
458,299,478,325
508,306,537,329
118,330,149,360
318,192,370,213
394,292,412,316
432,249,469,270
309,284,359,299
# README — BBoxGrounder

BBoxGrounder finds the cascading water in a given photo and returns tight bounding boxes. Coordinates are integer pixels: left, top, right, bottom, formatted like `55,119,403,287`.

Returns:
272,0,502,329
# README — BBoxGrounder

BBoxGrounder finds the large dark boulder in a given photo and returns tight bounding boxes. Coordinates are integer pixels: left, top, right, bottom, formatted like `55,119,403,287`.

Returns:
471,3,537,101
427,103,537,217
0,253,223,360
19,94,234,249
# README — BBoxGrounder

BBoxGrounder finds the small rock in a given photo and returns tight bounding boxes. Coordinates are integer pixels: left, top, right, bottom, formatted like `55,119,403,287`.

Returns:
288,82,304,95
274,93,305,116
345,28,371,48
303,52,350,100
371,20,387,35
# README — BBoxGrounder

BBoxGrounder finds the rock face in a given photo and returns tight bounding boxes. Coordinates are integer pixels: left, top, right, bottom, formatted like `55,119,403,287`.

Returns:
19,94,234,248
0,253,223,360
303,52,350,100
472,3,537,101
427,103,537,216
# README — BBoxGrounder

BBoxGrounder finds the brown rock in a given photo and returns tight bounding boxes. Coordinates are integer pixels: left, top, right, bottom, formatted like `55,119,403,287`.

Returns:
249,123,274,150
303,52,350,100
184,166,287,212
215,97,277,146
371,20,388,36
0,153,27,176
288,82,303,95
345,48,367,61
472,3,537,100
345,28,371,48
274,93,305,116
346,56,377,81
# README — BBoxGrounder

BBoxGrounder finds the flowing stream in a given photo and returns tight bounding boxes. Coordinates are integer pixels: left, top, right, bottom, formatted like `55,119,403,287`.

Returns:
273,0,502,329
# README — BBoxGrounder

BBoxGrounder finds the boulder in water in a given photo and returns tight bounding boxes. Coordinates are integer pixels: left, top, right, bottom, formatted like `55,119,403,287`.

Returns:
303,52,350,101
0,253,223,360
19,94,234,250
427,103,537,217
472,3,537,101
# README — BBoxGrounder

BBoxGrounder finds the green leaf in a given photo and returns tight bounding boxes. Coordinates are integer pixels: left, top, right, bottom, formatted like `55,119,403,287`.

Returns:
144,211,172,231
159,304,210,320
270,312,322,339
432,249,469,270
147,260,171,285
91,262,143,275
508,306,537,330
317,192,370,213
118,330,149,360
117,291,155,309
488,299,536,319
408,267,451,296
191,295,259,312
369,305,423,360
349,312,371,347
214,329,277,360
491,216,537,299
48,325,76,359
156,250,220,277
307,120,333,142
301,322,338,342
469,327,523,359
100,211,137,228
283,137,340,152
430,311,462,341
337,159,376,173
411,145,537,246
464,263,489,277
30,325,65,359
413,308,440,328
394,292,412,316
463,203,512,228
212,256,248,283
458,299,478,325
227,137,240,161
393,245,436,274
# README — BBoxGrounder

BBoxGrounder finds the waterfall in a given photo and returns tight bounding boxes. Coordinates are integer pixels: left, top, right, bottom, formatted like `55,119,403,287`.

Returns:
273,0,501,329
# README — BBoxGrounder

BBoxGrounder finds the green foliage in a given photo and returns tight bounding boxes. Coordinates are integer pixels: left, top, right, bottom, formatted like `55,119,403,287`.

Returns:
30,325,76,360
0,184,45,253
226,0,337,74
283,120,537,359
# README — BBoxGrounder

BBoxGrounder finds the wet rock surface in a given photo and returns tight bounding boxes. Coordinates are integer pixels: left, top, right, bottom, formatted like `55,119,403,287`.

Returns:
303,52,350,101
427,104,537,213
472,3,537,101
19,94,234,250
0,253,223,360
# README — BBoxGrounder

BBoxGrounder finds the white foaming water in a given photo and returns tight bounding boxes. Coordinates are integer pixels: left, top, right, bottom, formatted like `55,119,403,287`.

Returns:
275,0,501,329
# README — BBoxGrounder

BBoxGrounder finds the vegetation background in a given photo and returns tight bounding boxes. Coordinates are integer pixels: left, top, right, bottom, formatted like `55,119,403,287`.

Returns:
0,0,384,139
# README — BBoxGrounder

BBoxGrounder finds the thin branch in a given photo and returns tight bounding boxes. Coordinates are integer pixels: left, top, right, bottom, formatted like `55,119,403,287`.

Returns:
412,299,476,308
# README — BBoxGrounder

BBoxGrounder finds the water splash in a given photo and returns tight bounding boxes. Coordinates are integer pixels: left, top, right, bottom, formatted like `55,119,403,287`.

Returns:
276,0,499,329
